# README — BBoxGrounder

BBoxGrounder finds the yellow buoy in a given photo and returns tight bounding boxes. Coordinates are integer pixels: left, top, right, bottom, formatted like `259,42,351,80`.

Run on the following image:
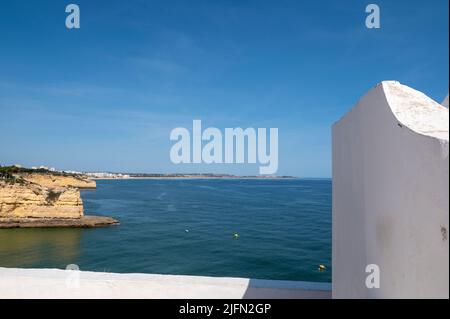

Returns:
318,264,326,271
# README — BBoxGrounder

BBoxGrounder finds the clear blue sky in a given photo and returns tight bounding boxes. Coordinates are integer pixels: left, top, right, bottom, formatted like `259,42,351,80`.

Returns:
0,0,448,177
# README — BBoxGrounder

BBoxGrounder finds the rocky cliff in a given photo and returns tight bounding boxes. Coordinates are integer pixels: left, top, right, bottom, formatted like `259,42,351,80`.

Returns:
20,173,96,189
0,180,83,219
0,167,117,227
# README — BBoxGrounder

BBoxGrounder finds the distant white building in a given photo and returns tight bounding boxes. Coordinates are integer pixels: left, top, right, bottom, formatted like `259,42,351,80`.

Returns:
84,172,129,179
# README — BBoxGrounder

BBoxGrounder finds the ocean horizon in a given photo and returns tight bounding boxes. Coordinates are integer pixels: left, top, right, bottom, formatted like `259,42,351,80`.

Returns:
0,178,332,282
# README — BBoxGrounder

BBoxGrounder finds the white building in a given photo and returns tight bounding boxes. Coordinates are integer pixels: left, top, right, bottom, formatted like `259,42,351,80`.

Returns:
332,81,449,298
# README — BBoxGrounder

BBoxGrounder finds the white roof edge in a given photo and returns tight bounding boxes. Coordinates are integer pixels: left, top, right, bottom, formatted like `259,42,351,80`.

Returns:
332,82,385,127
333,81,449,143
0,267,331,299
382,81,449,142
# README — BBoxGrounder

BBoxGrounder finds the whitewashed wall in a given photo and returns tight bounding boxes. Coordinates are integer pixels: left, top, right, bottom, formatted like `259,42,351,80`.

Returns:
332,81,449,298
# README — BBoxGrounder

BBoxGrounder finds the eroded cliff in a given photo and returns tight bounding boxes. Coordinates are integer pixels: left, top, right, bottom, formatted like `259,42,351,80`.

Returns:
0,167,117,227
21,173,96,189
0,180,83,219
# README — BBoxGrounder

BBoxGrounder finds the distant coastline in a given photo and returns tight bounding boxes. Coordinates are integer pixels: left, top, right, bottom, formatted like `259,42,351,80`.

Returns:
91,174,298,180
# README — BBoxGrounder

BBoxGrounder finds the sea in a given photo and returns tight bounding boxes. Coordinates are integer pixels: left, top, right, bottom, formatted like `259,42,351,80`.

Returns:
0,179,332,282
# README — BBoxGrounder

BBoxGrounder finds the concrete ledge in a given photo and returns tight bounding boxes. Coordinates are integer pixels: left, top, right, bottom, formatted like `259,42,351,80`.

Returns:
0,267,331,299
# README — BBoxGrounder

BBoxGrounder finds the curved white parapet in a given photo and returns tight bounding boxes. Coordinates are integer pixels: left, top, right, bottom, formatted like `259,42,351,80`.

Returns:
332,81,449,299
0,268,331,299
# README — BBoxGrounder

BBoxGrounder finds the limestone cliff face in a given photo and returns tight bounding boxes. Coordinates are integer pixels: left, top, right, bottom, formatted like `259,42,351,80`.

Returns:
20,174,96,189
0,181,83,219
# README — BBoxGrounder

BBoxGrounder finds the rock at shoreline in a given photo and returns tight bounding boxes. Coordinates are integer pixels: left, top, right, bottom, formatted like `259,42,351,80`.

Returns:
0,181,83,219
0,216,119,228
0,167,117,228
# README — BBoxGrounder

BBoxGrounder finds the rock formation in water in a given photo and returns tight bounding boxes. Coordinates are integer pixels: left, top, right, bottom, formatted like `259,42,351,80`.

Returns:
0,166,117,228
0,180,83,219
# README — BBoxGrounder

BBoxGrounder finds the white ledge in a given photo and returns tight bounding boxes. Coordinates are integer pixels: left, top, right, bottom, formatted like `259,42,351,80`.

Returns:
0,267,331,299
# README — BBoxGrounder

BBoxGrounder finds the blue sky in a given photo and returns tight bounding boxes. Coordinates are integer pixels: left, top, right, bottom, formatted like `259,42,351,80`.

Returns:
0,0,448,177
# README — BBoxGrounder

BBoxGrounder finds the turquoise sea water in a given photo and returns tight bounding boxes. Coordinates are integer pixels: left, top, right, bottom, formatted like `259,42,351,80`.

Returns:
0,179,332,282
